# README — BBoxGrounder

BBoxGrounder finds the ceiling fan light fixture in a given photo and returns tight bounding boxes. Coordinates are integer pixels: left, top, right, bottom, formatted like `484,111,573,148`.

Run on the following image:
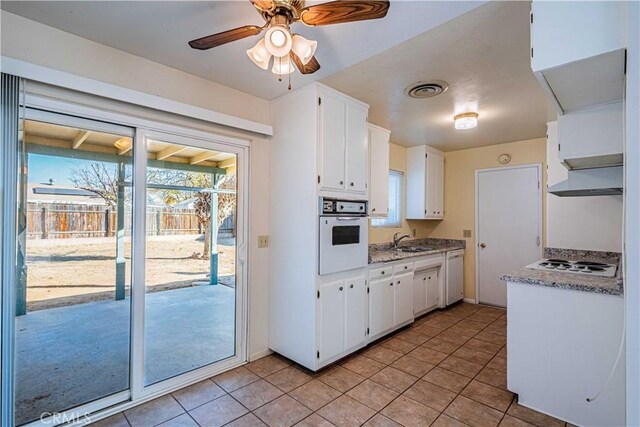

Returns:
454,112,479,130
246,38,272,70
271,56,295,75
264,25,292,57
291,34,317,65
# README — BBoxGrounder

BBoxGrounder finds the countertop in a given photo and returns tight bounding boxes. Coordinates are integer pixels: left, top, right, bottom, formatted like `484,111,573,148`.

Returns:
369,238,466,264
501,248,624,296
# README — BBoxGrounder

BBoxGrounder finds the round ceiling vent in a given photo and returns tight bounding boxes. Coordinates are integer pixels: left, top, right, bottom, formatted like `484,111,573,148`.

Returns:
405,80,449,99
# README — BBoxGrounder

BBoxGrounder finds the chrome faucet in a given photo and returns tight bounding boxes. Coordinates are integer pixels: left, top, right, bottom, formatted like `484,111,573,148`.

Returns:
393,232,412,248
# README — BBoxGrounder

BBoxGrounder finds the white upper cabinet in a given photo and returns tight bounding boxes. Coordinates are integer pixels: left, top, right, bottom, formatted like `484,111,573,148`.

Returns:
319,91,347,191
530,1,626,113
406,145,444,220
368,124,390,217
318,87,369,196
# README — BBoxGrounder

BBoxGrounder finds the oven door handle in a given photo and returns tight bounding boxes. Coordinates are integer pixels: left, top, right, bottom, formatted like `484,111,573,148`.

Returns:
335,217,364,221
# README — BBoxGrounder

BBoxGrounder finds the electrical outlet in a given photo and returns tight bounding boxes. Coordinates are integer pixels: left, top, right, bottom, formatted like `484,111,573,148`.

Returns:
258,235,269,248
463,230,472,238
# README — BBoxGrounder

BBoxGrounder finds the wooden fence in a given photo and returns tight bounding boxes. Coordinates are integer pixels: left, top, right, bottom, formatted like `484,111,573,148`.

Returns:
26,202,233,239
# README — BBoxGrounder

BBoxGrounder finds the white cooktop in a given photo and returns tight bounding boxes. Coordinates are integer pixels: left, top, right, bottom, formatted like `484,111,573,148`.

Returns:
526,258,617,278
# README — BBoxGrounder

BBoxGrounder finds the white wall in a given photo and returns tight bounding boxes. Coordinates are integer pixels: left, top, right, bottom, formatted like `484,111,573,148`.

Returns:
0,11,270,125
0,11,272,360
546,121,623,252
625,1,640,424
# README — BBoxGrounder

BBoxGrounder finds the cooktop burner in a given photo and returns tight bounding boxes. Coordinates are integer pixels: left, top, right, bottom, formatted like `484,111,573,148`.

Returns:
526,258,617,278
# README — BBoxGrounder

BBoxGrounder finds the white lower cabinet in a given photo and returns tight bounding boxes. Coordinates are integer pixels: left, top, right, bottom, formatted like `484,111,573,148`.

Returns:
318,274,367,364
319,280,346,363
345,277,368,350
413,268,439,317
394,273,414,325
369,278,394,339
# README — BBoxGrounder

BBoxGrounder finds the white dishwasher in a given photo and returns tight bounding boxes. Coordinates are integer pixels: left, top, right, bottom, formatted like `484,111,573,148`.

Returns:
445,250,464,305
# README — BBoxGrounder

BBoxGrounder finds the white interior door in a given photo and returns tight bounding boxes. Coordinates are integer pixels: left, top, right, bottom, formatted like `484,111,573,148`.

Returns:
477,165,541,307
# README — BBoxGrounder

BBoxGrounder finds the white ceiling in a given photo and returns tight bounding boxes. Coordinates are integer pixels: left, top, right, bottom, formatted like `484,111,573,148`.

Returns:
322,1,553,150
0,0,487,100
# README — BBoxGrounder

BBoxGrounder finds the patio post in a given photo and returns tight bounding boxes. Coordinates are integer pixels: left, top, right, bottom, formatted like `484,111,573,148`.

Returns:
115,161,126,300
209,189,218,285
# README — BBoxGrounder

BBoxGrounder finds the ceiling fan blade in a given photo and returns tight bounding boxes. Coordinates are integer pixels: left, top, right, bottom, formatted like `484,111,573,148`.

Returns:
189,25,263,50
290,52,321,75
250,0,275,12
300,0,390,26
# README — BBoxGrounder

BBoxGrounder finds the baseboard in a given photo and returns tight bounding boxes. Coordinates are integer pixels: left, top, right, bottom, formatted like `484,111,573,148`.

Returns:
463,298,477,304
249,348,273,362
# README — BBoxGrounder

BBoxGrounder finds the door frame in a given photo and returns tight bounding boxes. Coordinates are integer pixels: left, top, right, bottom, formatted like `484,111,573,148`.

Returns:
474,163,543,305
2,93,251,426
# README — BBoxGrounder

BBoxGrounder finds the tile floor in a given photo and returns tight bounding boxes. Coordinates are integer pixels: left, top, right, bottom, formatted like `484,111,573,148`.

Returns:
92,303,571,427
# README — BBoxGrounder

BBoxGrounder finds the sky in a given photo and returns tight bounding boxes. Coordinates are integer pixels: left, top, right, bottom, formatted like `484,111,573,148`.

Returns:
27,154,90,186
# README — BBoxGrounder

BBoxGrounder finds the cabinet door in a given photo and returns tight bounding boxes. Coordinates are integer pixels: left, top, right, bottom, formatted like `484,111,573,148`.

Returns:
345,276,367,350
426,268,439,311
368,126,390,216
413,272,428,315
369,278,394,337
425,152,438,217
319,92,346,191
346,105,368,194
319,280,345,362
394,273,414,326
436,154,444,217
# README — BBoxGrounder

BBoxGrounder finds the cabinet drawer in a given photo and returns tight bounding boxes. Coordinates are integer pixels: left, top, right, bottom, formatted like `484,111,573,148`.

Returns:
393,262,414,274
369,266,393,280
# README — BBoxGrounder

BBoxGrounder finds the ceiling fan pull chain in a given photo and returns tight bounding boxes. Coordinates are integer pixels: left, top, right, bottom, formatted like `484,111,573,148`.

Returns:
288,68,292,91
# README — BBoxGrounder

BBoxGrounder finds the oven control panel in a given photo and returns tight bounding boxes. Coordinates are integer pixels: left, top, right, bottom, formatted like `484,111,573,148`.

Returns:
321,198,367,215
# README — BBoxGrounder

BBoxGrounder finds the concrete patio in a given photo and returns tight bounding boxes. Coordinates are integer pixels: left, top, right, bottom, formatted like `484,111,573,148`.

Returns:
15,285,235,426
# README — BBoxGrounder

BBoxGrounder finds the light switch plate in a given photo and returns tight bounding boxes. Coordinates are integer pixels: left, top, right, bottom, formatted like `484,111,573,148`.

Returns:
463,230,472,238
258,235,269,248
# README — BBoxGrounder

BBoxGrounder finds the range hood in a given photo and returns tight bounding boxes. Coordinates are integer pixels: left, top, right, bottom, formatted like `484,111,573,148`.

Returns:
548,166,623,197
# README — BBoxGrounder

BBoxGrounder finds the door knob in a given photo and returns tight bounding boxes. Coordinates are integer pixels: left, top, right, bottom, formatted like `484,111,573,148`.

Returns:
480,243,486,248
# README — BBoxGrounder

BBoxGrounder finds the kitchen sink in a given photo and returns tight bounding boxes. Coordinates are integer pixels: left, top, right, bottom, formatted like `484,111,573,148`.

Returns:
392,246,435,253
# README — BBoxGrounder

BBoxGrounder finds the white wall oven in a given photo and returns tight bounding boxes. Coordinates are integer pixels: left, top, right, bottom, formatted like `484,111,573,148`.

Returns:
319,197,368,275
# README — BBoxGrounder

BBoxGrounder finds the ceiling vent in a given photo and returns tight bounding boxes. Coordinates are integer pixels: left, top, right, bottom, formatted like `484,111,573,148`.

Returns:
405,80,449,99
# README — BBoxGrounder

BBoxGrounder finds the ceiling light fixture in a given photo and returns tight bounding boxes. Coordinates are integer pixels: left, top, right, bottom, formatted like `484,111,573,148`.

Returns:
264,25,292,57
454,112,479,130
247,38,272,70
291,34,317,65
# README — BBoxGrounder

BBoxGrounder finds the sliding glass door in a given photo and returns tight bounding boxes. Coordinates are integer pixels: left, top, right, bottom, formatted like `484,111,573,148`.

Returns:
14,113,135,426
141,133,239,386
3,104,247,426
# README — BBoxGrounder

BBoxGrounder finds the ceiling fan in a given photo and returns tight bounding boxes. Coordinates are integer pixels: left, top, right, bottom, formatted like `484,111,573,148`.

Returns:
188,0,390,84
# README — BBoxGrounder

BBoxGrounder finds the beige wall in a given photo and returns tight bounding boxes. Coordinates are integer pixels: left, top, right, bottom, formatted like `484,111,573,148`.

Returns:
419,138,547,300
1,11,272,360
371,138,547,300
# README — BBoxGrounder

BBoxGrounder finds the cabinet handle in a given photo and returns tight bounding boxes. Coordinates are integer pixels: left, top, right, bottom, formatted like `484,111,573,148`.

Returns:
372,208,376,212
397,280,400,284
339,286,343,291
350,284,354,289
428,276,431,280
381,271,385,274
350,182,354,187
340,181,344,185
423,277,427,281
404,266,407,270
390,282,393,286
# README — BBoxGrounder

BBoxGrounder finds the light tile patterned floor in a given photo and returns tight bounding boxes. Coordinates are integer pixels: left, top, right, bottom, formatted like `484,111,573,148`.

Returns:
92,303,571,427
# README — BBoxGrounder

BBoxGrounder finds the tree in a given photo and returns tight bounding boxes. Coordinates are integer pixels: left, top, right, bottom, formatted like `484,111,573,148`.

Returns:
194,174,236,259
70,162,236,258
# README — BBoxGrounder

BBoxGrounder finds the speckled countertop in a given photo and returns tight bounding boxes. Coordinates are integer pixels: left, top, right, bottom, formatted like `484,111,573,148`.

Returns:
501,248,624,296
369,238,466,264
